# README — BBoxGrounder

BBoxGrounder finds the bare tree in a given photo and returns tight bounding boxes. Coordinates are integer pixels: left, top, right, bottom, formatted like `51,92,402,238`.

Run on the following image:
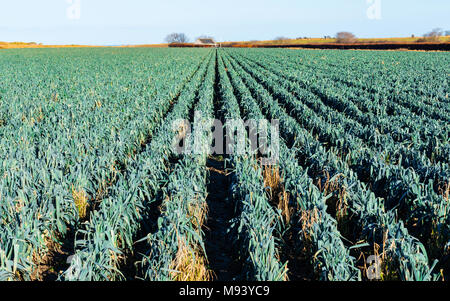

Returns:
196,35,215,40
336,32,357,43
427,28,443,36
418,28,444,42
274,36,290,44
165,33,189,44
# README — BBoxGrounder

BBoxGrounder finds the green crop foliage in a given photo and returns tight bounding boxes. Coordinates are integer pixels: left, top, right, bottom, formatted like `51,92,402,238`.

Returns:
0,47,447,282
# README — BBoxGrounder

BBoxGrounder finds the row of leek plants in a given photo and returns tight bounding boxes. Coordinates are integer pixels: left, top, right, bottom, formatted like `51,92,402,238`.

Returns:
0,49,209,281
61,52,214,281
216,54,287,280
138,51,217,281
222,50,439,281
279,50,450,118
229,51,449,269
231,51,448,189
232,49,449,166
222,51,360,280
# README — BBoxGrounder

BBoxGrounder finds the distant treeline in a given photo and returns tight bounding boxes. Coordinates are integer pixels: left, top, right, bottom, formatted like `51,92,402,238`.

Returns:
169,42,450,51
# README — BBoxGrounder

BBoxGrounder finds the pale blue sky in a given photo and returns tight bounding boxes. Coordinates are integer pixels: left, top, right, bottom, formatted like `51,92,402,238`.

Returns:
0,0,449,45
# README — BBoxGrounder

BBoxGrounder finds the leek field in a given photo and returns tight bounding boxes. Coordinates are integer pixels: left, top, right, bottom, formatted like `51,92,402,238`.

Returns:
0,48,448,281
